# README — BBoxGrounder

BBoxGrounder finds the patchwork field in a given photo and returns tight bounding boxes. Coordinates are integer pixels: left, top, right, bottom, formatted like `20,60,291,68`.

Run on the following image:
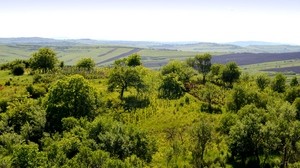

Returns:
1,44,300,76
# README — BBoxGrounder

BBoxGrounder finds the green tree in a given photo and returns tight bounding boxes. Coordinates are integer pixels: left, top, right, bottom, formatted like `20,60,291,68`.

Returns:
126,53,142,67
293,98,300,120
30,48,58,73
45,75,99,132
221,62,241,87
192,116,213,168
229,105,267,167
161,60,196,83
12,143,46,168
76,58,95,70
158,74,185,99
290,77,299,87
187,53,212,84
11,63,25,76
198,83,223,113
227,86,248,112
256,74,270,91
108,67,146,100
6,98,46,143
271,73,286,93
208,63,224,84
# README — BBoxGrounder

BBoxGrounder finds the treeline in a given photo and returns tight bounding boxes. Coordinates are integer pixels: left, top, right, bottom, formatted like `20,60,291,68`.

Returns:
1,47,300,167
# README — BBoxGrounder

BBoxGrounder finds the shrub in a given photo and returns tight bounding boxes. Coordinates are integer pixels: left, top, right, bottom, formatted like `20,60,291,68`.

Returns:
11,64,25,76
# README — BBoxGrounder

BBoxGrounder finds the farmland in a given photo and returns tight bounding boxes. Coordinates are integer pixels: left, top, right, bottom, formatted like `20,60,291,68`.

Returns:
1,38,300,74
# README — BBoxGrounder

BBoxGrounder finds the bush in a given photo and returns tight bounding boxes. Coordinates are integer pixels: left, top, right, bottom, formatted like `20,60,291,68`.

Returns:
0,99,9,113
26,84,47,99
11,64,25,76
76,58,95,71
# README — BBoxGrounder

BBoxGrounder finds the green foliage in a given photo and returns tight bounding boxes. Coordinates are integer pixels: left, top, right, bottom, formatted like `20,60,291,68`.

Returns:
11,63,25,76
6,99,46,142
76,57,95,71
0,99,8,113
293,98,300,120
0,59,29,70
187,53,212,83
198,83,223,113
229,105,267,167
45,75,99,132
256,74,270,91
161,60,196,83
12,143,46,168
285,86,300,103
30,47,58,73
221,62,241,87
290,76,299,87
126,53,142,67
108,67,147,100
2,57,300,167
158,74,185,99
26,84,47,99
271,73,286,93
191,116,213,168
88,117,157,163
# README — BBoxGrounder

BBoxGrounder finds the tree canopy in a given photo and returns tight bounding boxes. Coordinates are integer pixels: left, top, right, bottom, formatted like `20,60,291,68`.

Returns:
45,75,99,132
76,58,95,70
30,48,58,73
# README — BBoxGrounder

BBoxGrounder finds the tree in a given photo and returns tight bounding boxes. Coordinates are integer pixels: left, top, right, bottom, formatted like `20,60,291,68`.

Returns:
192,116,213,168
45,75,99,132
221,62,241,87
161,60,196,83
271,73,286,93
187,53,212,84
229,105,267,167
30,48,58,73
76,58,95,70
108,67,147,100
198,83,223,113
158,74,185,99
256,74,270,91
293,98,300,120
208,63,224,84
126,53,142,67
6,98,46,143
227,86,248,112
290,77,299,87
12,143,46,168
11,63,25,76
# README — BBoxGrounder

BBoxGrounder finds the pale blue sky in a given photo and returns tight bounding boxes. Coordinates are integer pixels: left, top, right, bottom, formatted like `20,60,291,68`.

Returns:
1,0,300,44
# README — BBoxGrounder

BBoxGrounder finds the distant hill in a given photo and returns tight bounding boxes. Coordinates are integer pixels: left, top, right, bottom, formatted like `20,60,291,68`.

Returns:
1,37,300,53
226,41,282,47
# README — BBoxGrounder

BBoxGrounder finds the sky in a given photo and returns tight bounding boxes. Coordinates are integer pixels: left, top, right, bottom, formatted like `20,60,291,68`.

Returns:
0,0,300,44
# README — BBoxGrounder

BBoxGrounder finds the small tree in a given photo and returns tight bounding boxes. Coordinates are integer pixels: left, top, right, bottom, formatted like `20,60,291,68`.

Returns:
290,77,299,87
76,58,95,70
256,74,270,91
108,67,146,100
187,53,212,84
11,64,25,76
192,116,213,168
221,62,241,87
158,74,185,99
30,48,58,73
271,73,286,93
126,53,142,67
45,75,98,132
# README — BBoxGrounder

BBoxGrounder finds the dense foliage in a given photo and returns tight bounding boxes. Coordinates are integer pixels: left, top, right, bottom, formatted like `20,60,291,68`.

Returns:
76,58,96,70
1,49,300,167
